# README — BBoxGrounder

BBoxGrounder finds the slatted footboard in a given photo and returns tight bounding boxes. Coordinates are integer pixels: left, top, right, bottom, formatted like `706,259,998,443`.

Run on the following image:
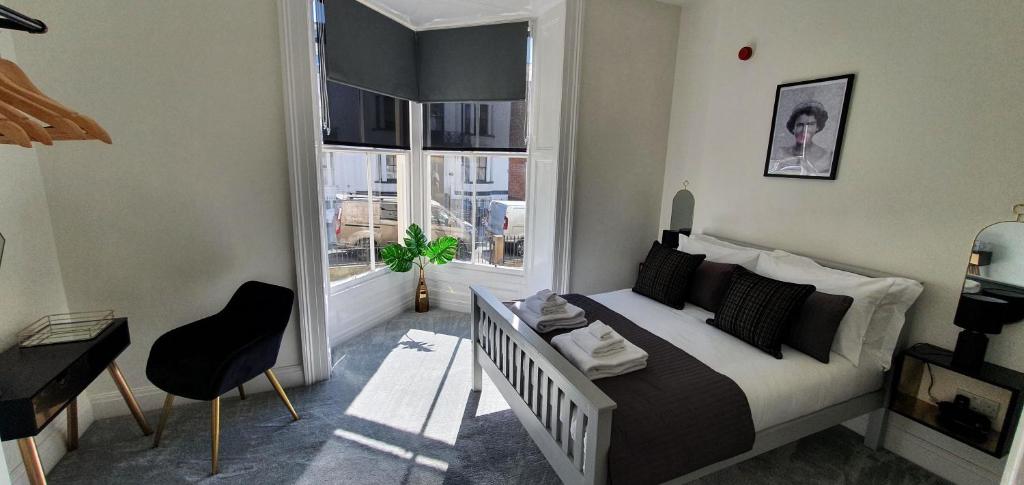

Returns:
470,286,616,485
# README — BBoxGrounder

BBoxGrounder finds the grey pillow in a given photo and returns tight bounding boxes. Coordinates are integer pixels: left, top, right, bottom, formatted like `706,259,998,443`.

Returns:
785,292,854,363
687,261,739,312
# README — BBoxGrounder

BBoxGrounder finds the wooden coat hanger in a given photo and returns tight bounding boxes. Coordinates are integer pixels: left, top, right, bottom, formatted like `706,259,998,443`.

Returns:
0,59,111,147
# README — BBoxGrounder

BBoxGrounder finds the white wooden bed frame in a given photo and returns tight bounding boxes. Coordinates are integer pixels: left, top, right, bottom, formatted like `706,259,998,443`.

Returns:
469,235,914,485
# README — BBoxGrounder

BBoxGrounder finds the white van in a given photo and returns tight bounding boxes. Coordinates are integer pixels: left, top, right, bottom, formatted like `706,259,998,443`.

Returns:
486,200,525,240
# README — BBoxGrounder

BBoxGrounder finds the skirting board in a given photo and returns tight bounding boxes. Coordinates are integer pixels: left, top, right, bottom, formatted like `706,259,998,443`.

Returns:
330,297,412,347
88,364,305,420
844,413,1005,484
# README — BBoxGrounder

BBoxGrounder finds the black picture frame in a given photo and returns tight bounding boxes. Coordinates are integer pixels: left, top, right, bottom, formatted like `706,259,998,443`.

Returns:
763,74,855,180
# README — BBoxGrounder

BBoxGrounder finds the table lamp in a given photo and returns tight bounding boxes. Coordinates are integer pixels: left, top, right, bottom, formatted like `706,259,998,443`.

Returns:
952,293,1010,374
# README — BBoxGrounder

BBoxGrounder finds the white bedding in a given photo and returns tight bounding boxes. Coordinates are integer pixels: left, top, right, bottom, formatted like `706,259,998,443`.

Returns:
589,289,884,431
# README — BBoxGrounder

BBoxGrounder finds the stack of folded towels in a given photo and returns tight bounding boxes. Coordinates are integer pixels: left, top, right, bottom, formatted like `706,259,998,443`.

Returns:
511,289,588,333
551,321,648,380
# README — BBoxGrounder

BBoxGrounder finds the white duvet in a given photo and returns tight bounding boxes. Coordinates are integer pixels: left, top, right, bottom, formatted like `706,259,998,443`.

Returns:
589,289,883,431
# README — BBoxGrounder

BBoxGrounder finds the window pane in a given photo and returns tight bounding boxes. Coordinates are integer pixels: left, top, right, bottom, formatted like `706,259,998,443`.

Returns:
371,154,401,267
324,81,411,149
324,151,372,281
422,100,527,152
429,155,473,262
477,156,526,267
428,154,526,268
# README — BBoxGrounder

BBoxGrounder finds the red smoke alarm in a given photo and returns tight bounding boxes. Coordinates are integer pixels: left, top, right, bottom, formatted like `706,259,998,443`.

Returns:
738,46,753,61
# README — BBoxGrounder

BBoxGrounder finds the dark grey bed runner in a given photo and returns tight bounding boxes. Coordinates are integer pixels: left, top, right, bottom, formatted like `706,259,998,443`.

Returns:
535,294,755,485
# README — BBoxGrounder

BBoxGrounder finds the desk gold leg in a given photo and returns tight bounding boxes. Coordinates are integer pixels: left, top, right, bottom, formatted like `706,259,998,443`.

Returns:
67,398,79,451
17,437,47,485
107,361,154,436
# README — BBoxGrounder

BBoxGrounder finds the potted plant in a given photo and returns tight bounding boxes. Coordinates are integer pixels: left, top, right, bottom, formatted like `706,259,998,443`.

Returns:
379,224,458,312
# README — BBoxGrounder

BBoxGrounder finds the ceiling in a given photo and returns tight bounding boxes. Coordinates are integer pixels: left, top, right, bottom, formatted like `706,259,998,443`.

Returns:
361,0,553,29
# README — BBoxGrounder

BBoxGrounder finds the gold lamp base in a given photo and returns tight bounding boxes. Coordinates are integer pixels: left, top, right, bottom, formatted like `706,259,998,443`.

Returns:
415,269,429,313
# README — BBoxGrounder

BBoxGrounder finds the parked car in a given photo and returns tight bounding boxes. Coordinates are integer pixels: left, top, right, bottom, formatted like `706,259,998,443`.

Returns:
334,196,471,249
486,200,525,240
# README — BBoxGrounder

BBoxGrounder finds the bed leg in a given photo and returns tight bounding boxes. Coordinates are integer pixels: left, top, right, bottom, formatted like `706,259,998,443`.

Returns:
864,407,888,451
471,293,483,392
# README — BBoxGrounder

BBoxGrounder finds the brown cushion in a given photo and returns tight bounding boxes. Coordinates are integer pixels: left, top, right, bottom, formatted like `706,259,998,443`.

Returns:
785,292,854,363
687,261,739,312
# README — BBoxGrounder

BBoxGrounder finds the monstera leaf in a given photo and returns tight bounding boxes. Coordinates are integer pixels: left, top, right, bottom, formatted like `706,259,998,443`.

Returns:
379,243,414,273
403,224,428,257
424,236,458,265
379,224,457,273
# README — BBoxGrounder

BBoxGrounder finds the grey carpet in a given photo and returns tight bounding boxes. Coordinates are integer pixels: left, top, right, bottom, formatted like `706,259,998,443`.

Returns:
47,310,948,484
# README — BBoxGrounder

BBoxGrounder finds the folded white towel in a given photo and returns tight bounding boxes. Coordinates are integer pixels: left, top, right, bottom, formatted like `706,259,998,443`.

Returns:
525,294,568,315
535,289,559,302
551,333,648,380
586,320,614,341
570,326,624,357
510,301,587,333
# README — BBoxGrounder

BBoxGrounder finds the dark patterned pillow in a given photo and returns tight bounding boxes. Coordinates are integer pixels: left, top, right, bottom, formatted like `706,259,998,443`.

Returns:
633,242,706,309
785,292,853,363
707,267,815,358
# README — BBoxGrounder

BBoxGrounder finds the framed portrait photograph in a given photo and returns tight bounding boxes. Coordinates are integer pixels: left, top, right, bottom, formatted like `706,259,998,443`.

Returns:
764,74,854,180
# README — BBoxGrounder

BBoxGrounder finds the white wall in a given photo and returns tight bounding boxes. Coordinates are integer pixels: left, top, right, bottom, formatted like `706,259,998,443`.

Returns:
569,0,681,294
661,0,1024,482
0,30,93,485
7,0,304,417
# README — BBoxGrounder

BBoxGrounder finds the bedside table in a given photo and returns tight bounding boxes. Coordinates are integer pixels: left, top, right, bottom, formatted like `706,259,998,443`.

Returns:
890,343,1024,457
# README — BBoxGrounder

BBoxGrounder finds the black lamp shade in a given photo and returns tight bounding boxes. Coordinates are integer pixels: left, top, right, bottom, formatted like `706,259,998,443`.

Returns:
984,288,1024,323
955,294,1009,334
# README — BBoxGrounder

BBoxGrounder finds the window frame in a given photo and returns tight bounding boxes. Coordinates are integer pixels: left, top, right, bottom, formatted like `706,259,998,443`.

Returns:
424,149,527,271
323,145,409,290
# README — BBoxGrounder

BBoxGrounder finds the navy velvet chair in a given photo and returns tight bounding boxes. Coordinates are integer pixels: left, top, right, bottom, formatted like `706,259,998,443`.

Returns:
146,281,299,475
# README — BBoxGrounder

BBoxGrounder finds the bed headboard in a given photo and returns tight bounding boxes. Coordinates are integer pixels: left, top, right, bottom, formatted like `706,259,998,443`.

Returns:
703,233,901,279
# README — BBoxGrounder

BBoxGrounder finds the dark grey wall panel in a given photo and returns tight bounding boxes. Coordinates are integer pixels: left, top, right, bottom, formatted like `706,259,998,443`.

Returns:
323,0,418,100
416,22,529,102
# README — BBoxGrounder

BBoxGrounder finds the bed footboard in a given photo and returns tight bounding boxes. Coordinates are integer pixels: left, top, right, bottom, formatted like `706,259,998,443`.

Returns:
470,286,616,485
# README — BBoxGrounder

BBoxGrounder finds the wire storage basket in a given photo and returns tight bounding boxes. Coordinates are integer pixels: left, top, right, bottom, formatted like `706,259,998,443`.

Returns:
18,310,115,348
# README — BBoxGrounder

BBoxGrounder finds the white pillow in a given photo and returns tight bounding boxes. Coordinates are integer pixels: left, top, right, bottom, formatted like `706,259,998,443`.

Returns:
692,234,759,252
677,235,760,270
755,252,894,367
763,251,923,369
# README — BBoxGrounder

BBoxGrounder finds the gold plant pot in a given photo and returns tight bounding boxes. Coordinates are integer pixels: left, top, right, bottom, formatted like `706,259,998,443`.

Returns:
415,268,430,313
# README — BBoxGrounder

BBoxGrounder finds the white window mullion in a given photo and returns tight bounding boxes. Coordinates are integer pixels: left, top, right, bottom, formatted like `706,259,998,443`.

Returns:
365,153,376,270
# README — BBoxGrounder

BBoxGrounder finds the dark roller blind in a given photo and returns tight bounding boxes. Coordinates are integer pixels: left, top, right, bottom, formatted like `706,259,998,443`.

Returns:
323,0,418,101
416,22,529,103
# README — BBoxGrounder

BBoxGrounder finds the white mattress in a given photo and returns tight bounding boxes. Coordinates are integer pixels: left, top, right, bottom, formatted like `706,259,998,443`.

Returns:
589,289,884,431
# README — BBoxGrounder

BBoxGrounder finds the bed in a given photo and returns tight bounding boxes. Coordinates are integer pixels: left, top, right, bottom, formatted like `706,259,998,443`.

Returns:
469,235,918,485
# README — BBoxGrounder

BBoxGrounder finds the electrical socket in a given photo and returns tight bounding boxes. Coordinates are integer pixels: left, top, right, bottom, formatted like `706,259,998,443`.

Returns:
958,389,1000,421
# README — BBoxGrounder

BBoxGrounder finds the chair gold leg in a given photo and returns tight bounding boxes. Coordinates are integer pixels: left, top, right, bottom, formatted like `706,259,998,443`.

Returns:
18,437,46,485
153,394,175,448
264,369,299,421
211,397,220,475
67,398,79,452
237,384,246,400
107,361,154,435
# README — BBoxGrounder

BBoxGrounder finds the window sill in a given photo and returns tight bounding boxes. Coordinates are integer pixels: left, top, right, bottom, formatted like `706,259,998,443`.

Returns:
329,266,398,296
438,260,525,276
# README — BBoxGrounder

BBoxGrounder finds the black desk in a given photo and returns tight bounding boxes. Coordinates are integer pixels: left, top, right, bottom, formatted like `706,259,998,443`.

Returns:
0,318,152,485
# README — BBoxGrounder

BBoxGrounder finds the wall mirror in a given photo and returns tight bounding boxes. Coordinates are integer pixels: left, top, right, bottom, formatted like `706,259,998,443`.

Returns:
950,205,1024,373
670,182,695,234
